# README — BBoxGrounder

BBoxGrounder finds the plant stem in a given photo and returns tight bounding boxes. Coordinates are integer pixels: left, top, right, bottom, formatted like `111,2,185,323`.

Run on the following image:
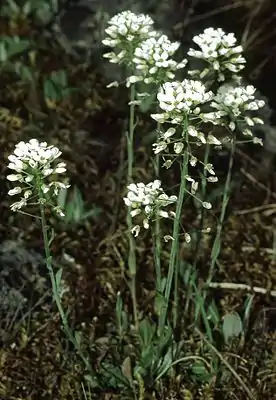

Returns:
208,135,236,283
126,84,138,329
154,122,162,299
193,142,210,268
159,149,189,335
39,200,92,373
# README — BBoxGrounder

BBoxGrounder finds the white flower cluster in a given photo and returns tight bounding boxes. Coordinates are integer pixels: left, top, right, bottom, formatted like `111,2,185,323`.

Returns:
102,11,156,64
188,28,246,81
127,34,187,85
204,84,265,135
124,180,177,236
153,125,221,158
7,139,70,213
151,79,213,124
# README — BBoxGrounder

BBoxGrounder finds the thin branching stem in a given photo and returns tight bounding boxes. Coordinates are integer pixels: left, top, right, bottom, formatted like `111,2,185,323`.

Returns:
153,121,162,299
126,83,138,329
39,199,92,374
159,143,189,335
193,142,211,269
208,135,236,283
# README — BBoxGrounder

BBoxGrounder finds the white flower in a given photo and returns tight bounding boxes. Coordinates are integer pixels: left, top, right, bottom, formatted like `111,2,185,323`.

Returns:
102,11,156,65
210,83,265,135
152,80,213,124
184,233,191,243
174,142,184,154
188,27,246,81
7,139,70,212
131,225,141,237
130,34,187,84
202,201,212,209
8,187,22,196
124,180,177,236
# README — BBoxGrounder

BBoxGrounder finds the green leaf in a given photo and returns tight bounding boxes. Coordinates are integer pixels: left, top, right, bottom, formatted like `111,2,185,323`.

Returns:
57,186,68,209
222,311,243,344
84,374,99,389
0,42,7,62
207,300,220,326
55,267,63,289
121,356,133,384
75,331,82,347
44,79,58,102
139,92,156,113
139,318,155,348
211,236,221,262
191,360,210,382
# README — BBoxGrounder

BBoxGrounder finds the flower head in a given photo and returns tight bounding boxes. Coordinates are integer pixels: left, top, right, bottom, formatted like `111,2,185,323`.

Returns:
127,34,187,85
188,27,246,82
7,139,70,213
102,11,156,65
205,83,265,135
124,180,177,236
151,79,213,124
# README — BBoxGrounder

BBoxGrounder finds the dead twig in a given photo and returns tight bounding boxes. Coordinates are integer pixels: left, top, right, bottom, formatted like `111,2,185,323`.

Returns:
207,281,276,297
234,203,276,216
240,168,276,200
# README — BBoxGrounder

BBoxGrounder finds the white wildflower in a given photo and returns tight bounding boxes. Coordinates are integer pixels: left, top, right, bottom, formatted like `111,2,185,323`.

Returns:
210,83,265,136
131,34,187,84
202,201,212,209
163,235,174,242
7,139,70,212
124,180,177,236
102,11,156,65
152,79,213,125
184,233,191,243
188,27,246,81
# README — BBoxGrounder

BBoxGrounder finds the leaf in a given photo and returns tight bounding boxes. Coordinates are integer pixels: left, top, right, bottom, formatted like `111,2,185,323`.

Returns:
44,79,58,102
75,331,82,347
154,292,164,316
55,267,63,289
84,374,99,389
191,360,210,382
139,92,156,113
207,300,220,326
139,318,155,348
57,186,68,209
121,356,133,383
222,311,243,344
211,236,221,262
0,42,7,62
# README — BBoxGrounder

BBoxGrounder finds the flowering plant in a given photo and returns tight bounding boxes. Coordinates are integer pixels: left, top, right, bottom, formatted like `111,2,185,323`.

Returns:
151,79,213,125
124,180,177,236
7,139,69,214
202,83,265,137
188,27,246,82
102,10,156,65
127,34,187,85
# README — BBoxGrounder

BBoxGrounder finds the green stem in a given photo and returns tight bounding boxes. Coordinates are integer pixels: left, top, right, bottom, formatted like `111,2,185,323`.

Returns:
39,200,92,373
154,122,161,297
159,149,189,335
126,84,138,329
208,135,236,283
193,143,211,269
